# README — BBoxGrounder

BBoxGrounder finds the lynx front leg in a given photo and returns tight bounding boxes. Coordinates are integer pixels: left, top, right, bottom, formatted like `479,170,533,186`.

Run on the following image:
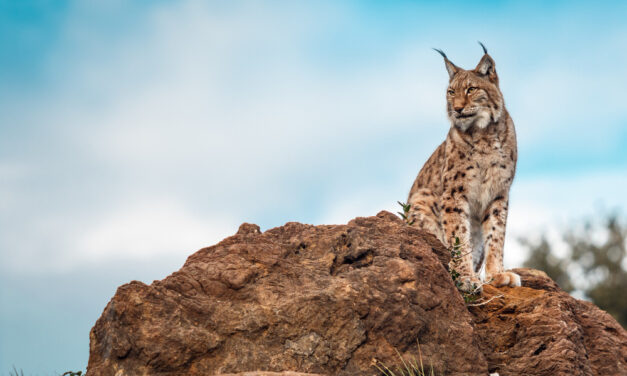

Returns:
442,193,480,293
481,195,521,287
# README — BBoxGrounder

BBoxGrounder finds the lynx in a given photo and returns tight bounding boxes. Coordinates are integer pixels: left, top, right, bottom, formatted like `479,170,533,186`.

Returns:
407,43,520,292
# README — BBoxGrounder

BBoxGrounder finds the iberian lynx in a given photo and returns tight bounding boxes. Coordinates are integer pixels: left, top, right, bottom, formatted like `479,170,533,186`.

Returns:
407,43,520,292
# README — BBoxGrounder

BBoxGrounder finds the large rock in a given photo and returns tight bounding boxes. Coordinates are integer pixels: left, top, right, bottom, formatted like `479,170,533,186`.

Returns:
87,212,627,376
87,212,485,375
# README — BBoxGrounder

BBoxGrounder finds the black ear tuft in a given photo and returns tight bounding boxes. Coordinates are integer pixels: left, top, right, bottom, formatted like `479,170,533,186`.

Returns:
433,47,459,80
433,48,448,59
478,41,488,55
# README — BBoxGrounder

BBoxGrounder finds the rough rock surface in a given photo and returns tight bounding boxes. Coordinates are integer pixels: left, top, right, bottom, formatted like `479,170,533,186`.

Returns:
87,212,485,375
471,268,627,375
217,373,323,376
87,211,627,376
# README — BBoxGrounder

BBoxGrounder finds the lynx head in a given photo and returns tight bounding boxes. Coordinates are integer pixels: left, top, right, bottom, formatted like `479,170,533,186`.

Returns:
435,43,504,132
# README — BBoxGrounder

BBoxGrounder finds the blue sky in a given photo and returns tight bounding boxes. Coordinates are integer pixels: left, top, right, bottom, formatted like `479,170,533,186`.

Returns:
1,1,626,374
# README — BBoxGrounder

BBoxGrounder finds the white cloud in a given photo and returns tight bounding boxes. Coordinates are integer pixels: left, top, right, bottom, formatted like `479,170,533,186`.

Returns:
39,0,447,221
318,189,400,226
75,198,236,263
4,1,441,274
0,162,29,212
504,171,627,268
1,196,238,275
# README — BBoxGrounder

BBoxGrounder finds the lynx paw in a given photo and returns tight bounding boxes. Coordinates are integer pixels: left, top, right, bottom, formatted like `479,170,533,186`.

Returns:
488,271,521,287
457,276,483,294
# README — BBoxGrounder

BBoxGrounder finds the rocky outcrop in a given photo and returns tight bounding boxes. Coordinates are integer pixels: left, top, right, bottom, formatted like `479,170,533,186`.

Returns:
471,268,627,375
87,212,627,376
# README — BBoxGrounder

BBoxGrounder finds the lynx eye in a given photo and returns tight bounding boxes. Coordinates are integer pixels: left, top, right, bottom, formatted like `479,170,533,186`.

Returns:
467,87,478,94
447,89,455,95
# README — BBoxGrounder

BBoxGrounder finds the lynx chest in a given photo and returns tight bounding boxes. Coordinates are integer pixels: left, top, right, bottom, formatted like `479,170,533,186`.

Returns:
460,137,515,216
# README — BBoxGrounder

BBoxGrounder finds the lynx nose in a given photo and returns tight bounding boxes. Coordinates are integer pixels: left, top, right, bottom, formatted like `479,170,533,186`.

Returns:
454,105,464,114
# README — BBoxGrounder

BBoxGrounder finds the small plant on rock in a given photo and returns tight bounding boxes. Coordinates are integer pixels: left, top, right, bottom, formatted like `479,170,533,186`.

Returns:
448,237,482,304
373,342,436,376
397,201,415,225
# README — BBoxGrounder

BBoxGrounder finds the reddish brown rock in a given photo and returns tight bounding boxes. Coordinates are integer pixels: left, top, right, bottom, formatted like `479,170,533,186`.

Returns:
87,211,627,376
217,373,323,376
470,268,627,376
87,211,486,375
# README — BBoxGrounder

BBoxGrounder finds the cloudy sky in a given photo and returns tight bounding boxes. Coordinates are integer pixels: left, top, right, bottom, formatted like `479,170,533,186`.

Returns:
1,1,626,373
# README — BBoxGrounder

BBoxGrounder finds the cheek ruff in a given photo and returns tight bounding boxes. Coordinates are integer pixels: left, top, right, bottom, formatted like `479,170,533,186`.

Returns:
474,110,492,129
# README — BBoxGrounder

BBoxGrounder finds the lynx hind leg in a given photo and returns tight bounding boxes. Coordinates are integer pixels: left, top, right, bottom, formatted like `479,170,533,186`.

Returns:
407,190,445,244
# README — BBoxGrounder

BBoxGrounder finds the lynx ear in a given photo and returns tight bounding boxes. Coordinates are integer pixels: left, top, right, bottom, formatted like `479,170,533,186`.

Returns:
433,48,459,80
474,42,498,83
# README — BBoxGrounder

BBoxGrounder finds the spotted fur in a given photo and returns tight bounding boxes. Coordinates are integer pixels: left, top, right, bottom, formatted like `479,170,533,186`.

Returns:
407,44,520,292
